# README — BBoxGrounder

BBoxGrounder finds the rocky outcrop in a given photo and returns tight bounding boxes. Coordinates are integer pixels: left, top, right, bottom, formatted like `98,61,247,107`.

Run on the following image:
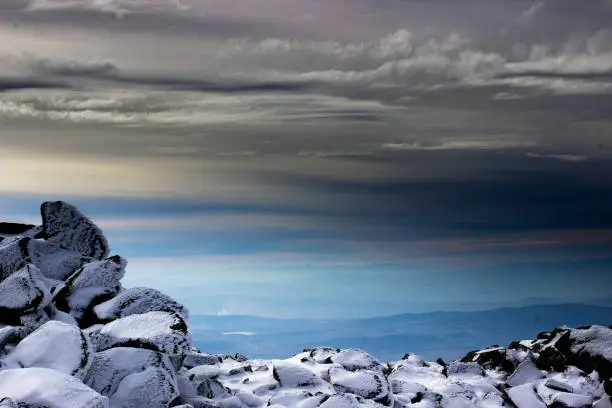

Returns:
1,201,611,407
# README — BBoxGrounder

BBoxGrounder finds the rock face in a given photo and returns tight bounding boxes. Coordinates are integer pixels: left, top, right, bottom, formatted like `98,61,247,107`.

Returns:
1,201,612,407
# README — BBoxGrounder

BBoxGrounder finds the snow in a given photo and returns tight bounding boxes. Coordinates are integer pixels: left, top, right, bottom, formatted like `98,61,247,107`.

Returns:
109,366,179,408
505,357,544,387
0,367,108,408
570,325,612,361
84,347,175,398
329,366,389,400
507,383,547,408
96,311,192,356
2,321,92,379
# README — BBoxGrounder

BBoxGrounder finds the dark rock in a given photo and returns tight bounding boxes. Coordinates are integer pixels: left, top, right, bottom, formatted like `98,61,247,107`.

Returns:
0,265,52,324
94,287,188,321
85,347,176,398
536,345,568,372
0,223,36,236
604,378,612,396
37,201,109,260
0,238,31,283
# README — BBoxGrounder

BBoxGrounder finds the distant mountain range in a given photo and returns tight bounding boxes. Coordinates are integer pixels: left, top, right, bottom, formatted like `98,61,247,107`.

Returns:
190,303,612,362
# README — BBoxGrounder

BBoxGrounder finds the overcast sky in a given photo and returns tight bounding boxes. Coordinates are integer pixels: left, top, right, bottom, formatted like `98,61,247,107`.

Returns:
1,0,612,318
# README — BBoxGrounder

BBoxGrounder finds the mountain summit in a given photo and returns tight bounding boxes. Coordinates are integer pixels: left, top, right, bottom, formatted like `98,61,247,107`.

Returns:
0,202,611,407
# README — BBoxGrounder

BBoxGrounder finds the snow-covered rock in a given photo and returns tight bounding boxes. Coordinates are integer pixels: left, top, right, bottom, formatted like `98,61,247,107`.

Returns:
0,265,52,321
94,287,188,321
109,366,179,408
94,311,192,356
84,347,176,398
0,367,108,408
2,320,92,379
0,237,31,283
37,201,109,260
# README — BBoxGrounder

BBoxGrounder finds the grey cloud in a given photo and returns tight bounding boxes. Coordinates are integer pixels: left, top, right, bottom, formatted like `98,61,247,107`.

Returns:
31,58,315,93
0,77,68,91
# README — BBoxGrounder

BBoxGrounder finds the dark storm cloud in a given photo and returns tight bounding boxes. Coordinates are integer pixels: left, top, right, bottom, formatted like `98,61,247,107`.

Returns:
32,59,316,93
0,77,69,92
259,151,612,235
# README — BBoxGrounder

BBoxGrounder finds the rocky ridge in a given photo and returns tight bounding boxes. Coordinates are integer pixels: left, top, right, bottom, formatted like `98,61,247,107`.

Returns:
0,201,610,408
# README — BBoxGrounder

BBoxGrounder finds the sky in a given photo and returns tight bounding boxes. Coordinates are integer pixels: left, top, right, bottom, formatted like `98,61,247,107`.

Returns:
1,0,612,318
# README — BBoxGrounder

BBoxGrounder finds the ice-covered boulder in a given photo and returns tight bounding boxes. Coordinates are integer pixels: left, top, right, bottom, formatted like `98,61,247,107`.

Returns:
0,367,108,408
505,357,544,387
62,255,126,295
183,350,222,368
94,287,188,321
331,349,385,372
53,255,127,324
329,366,391,402
36,201,109,260
84,347,176,398
0,265,52,324
1,320,92,379
568,325,612,379
0,237,31,283
110,366,179,408
273,361,324,388
28,239,90,281
94,311,192,357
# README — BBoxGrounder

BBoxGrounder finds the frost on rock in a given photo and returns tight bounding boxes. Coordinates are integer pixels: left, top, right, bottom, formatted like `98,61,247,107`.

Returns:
1,201,612,408
0,237,30,282
37,201,109,260
109,366,179,408
0,265,52,323
1,321,92,379
0,367,108,408
94,287,188,321
96,311,192,357
28,239,90,281
332,348,386,372
63,256,126,295
84,347,175,398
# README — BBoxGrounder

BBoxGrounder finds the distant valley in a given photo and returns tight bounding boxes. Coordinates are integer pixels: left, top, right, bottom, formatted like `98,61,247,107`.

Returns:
191,303,612,362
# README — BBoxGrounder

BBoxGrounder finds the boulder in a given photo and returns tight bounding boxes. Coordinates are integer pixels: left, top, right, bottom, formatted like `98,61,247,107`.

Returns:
36,201,109,260
94,311,192,357
0,265,52,324
0,367,108,408
0,238,31,283
1,321,92,379
84,347,176,398
331,349,385,372
27,239,89,281
567,325,612,379
109,366,179,408
507,383,547,408
272,361,323,388
94,287,188,321
506,357,545,387
61,256,126,296
329,366,390,401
